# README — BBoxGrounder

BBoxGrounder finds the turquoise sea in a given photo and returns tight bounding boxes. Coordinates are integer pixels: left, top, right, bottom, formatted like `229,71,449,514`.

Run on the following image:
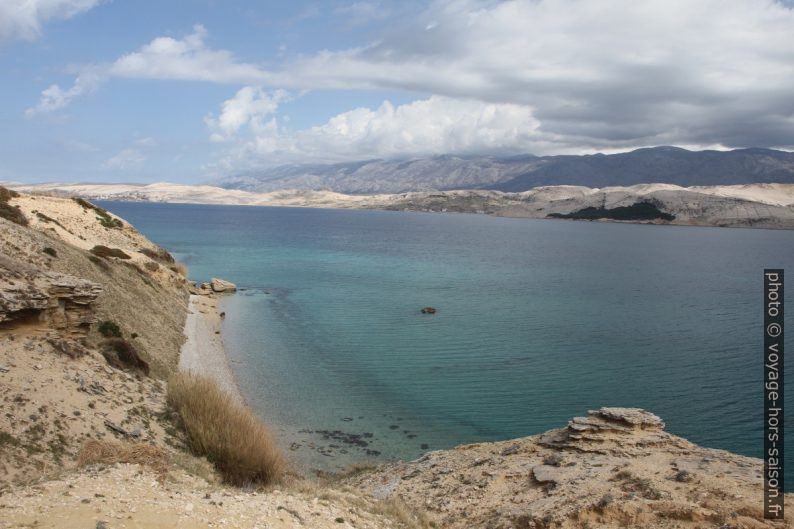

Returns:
101,202,794,485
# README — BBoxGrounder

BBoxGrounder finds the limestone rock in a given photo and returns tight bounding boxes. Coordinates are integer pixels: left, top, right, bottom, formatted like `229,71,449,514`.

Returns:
210,278,236,293
0,254,101,333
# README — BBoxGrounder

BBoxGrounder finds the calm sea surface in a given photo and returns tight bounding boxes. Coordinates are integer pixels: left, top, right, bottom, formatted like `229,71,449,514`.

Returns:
101,201,794,485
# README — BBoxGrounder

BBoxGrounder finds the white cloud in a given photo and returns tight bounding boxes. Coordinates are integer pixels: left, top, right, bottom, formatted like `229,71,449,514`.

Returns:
205,87,288,142
108,24,276,84
213,95,551,168
27,0,794,155
25,66,105,118
0,0,101,41
103,148,145,170
26,24,280,116
276,0,794,150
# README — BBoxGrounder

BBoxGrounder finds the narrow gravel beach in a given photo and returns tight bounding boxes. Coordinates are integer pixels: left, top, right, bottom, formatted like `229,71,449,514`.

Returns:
179,294,242,402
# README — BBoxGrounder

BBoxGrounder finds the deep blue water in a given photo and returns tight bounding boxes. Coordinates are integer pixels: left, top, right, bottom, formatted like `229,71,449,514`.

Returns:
101,201,794,483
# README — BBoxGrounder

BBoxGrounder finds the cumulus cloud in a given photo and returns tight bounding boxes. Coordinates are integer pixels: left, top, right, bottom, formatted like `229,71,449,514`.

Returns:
205,87,288,142
26,25,278,116
0,0,101,41
27,0,794,157
212,95,552,168
108,25,276,83
279,0,794,151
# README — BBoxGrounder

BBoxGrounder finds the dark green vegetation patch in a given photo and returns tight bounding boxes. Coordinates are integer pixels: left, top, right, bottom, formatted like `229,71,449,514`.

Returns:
98,320,122,338
90,245,131,260
548,201,675,221
72,197,123,229
0,185,28,226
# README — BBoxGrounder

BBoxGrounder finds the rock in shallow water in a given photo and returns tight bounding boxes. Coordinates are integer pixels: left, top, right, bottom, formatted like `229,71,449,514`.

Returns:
210,278,236,293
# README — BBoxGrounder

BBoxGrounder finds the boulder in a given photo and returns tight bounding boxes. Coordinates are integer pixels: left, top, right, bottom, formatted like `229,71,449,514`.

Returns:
210,278,237,293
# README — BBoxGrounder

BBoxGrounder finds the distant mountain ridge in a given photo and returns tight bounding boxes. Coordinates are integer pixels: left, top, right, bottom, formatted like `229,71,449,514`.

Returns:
217,146,794,194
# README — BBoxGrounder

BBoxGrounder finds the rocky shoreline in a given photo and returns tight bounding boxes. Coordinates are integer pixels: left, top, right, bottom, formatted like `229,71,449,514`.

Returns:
1,187,791,528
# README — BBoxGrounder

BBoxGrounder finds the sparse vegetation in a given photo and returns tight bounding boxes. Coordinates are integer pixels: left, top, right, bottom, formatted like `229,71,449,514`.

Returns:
90,245,131,260
0,185,20,201
88,254,111,271
34,211,66,229
0,431,20,447
141,246,175,264
167,372,285,486
613,469,664,500
101,337,150,375
0,185,28,226
42,247,57,257
548,201,675,221
171,262,188,276
144,261,159,272
98,320,122,338
78,439,169,476
72,197,123,228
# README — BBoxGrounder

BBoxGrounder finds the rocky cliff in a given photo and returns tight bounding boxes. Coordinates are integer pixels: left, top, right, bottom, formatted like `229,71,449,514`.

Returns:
347,407,789,528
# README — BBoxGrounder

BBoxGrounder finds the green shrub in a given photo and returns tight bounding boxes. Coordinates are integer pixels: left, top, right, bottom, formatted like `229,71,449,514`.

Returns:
72,197,123,229
0,202,28,226
548,201,675,221
43,247,57,257
101,337,149,375
90,245,131,260
0,186,20,202
98,320,122,338
167,372,285,486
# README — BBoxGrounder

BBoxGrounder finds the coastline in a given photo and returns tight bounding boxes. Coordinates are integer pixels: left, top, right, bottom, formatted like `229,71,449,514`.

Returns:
179,293,244,403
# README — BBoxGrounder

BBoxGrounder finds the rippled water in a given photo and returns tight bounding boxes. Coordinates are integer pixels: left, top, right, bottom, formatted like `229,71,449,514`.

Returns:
101,201,794,485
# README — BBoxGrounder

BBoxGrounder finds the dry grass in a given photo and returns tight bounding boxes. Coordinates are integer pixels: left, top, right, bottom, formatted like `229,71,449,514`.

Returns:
77,439,169,476
167,372,286,486
171,262,188,276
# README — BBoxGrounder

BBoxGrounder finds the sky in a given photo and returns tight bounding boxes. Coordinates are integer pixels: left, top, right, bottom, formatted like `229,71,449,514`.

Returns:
1,0,794,184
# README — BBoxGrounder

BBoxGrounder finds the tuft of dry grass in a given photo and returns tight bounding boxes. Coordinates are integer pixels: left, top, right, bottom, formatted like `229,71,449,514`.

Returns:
77,439,169,476
167,372,286,486
171,262,188,276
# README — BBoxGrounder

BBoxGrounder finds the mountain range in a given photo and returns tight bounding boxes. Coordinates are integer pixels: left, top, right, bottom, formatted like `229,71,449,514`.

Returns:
217,146,794,194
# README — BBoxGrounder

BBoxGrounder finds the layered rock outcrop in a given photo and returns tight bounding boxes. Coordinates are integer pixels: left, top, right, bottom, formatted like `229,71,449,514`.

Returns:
0,254,101,333
348,407,785,529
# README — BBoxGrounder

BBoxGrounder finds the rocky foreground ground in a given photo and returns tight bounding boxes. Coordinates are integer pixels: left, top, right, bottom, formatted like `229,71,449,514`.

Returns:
1,188,791,528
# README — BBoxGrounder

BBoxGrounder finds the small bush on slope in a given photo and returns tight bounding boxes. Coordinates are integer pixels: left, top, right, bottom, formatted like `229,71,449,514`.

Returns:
90,245,131,259
98,320,122,337
0,186,28,226
167,372,285,486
